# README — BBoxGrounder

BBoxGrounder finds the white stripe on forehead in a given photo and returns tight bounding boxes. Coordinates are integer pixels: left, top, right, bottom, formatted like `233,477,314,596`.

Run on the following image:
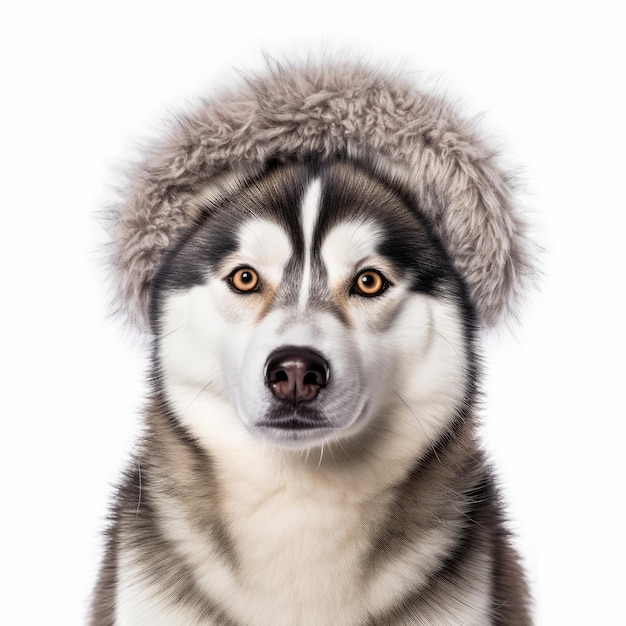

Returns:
321,220,382,286
298,178,322,309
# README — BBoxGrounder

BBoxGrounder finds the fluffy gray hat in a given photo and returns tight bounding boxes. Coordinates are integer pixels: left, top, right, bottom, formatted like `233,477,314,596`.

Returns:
109,60,533,332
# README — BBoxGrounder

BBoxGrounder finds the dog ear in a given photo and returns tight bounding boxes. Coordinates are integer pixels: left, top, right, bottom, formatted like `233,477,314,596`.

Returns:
108,59,535,333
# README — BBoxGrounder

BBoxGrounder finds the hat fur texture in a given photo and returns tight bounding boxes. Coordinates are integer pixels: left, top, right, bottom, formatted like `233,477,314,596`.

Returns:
109,60,533,332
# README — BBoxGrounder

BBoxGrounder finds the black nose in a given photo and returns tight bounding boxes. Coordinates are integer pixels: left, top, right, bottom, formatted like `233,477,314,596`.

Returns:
265,347,330,404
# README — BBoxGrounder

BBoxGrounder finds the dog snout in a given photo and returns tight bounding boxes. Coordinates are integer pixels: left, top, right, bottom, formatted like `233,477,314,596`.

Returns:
265,347,330,404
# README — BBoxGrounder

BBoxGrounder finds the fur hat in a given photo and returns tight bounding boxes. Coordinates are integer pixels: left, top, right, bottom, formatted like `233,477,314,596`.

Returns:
109,60,533,332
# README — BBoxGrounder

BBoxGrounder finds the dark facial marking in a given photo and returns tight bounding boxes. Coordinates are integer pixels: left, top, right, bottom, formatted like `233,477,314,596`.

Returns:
149,159,473,336
313,161,460,296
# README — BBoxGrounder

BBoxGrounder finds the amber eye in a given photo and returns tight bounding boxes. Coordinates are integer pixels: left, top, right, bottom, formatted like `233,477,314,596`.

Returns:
229,267,259,293
352,269,388,297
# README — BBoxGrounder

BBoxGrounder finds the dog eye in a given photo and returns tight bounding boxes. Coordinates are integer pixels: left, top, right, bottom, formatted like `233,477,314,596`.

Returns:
351,269,389,297
229,267,259,293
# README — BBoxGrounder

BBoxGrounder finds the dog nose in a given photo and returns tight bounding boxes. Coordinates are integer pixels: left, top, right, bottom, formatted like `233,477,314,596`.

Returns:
265,347,330,404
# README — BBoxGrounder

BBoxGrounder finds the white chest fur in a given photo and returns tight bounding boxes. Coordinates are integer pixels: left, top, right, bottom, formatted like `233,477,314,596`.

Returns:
116,444,493,626
194,450,390,626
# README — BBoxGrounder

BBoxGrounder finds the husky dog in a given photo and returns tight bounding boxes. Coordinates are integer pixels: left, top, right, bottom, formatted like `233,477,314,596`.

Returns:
92,61,534,625
92,155,531,625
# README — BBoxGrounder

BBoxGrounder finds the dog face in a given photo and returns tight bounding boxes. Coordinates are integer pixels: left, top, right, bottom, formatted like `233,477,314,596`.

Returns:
150,161,474,452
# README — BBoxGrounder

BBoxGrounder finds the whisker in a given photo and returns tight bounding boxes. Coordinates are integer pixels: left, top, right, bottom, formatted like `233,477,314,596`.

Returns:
155,326,182,340
181,379,215,416
434,331,462,365
316,443,325,470
394,391,440,463
325,442,339,468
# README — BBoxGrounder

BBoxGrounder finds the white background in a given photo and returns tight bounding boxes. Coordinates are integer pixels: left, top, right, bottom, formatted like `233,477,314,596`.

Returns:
2,1,624,624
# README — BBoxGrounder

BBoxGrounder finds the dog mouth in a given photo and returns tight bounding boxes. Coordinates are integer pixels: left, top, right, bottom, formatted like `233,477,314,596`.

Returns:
257,417,333,431
251,399,370,448
253,404,336,444
256,405,333,431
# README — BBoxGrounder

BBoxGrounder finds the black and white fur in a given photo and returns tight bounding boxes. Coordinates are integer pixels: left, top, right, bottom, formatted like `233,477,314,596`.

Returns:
92,158,531,625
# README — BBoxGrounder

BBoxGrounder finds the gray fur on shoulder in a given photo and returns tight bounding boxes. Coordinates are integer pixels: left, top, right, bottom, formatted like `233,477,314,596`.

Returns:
108,59,534,331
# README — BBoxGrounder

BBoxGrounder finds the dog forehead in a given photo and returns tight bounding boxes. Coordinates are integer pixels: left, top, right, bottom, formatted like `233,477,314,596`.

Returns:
222,161,413,270
320,220,382,273
236,218,293,267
